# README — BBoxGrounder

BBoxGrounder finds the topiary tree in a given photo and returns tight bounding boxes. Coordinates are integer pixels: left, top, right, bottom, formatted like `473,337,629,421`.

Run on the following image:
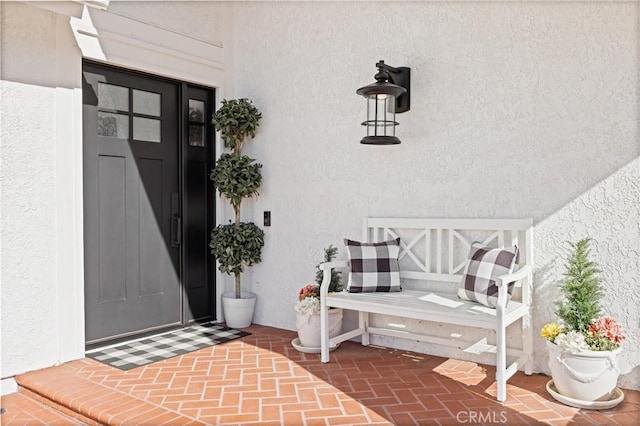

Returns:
210,99,264,299
555,238,602,333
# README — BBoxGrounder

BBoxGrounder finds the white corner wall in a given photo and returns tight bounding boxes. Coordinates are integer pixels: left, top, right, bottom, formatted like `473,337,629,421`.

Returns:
231,1,639,390
1,1,76,380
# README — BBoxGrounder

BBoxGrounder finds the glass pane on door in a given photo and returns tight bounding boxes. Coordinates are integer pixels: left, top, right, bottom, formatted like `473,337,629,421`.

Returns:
189,124,204,147
189,99,205,122
133,89,161,116
98,83,129,111
98,112,129,138
133,117,161,143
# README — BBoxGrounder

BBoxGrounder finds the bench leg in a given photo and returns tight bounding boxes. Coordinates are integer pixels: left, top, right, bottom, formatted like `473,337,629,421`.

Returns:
522,311,533,375
496,324,507,402
359,311,369,346
321,305,329,363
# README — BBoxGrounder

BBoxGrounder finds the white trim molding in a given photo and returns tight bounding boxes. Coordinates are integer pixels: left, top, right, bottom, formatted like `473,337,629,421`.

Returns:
25,1,109,18
76,0,109,10
70,5,225,88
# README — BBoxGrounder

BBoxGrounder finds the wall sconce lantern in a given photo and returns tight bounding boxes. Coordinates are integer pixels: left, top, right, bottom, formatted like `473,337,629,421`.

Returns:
356,60,411,145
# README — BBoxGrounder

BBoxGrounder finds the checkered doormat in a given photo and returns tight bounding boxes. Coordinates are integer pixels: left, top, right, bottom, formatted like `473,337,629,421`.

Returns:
86,323,250,371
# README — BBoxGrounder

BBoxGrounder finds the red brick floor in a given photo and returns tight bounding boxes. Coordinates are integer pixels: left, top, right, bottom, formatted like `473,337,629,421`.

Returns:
2,324,639,425
0,391,88,425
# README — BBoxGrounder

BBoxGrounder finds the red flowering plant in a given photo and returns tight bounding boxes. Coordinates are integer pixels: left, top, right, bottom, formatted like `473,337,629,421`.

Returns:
294,246,343,316
587,316,626,351
298,284,318,300
294,284,321,315
540,239,626,353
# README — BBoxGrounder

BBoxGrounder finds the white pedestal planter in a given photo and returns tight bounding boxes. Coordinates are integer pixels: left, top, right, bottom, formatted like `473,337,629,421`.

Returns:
295,309,343,350
547,341,622,403
222,292,256,329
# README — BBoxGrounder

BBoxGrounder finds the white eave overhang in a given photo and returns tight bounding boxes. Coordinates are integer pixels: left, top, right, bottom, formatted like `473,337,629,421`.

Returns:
78,0,110,10
25,0,109,18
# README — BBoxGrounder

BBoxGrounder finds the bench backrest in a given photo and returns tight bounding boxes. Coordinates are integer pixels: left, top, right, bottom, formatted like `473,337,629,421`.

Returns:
364,218,533,291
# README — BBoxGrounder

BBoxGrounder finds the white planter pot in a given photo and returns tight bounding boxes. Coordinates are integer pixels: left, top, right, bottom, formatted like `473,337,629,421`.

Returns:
547,340,621,402
295,309,343,348
222,291,256,329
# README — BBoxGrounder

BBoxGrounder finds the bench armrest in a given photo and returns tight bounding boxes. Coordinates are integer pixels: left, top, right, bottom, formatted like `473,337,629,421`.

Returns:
320,260,350,271
495,264,532,288
319,260,350,298
495,264,532,311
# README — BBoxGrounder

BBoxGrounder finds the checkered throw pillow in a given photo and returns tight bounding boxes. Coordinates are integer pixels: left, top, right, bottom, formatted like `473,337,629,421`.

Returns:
345,238,402,293
457,242,519,308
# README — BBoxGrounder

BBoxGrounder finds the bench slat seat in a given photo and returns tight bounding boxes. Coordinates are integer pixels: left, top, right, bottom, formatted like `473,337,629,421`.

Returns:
326,289,527,329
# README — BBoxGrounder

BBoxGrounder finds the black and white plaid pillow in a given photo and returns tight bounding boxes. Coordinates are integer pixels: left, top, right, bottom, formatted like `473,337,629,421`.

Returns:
344,238,402,293
457,242,518,308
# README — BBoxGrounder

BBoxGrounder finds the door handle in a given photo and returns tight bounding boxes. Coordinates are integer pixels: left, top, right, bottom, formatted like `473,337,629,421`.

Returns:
170,192,181,247
171,192,182,247
171,215,182,247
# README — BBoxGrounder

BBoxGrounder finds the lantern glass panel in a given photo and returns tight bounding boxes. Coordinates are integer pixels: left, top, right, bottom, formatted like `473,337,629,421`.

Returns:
366,95,396,137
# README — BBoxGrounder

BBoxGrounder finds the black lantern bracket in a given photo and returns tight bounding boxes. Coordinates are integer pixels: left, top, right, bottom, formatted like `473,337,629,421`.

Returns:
375,60,411,113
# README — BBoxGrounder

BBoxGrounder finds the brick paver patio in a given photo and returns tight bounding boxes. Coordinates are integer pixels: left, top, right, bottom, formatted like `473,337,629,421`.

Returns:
1,324,638,425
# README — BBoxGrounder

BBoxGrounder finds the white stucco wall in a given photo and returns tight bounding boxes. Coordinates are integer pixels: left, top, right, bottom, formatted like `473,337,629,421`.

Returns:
231,1,639,389
106,0,226,44
1,1,71,380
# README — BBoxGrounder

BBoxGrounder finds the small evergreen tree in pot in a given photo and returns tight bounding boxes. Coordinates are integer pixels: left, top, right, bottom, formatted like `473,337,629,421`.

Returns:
555,239,603,334
541,238,625,352
540,239,627,404
210,99,264,300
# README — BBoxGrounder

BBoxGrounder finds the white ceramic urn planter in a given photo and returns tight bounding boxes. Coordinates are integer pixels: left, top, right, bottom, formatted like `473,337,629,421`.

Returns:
295,309,343,349
547,341,622,403
222,291,256,329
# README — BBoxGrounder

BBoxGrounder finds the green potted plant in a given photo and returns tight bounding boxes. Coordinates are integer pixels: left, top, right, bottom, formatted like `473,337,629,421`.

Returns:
293,245,343,351
210,98,264,328
540,239,626,406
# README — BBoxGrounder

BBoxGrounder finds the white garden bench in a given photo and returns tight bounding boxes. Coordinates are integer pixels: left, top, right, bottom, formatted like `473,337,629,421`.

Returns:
319,218,533,402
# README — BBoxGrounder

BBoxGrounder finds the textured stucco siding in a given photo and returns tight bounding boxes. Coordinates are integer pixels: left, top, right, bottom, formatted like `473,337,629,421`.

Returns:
106,0,225,44
1,2,61,378
231,1,639,389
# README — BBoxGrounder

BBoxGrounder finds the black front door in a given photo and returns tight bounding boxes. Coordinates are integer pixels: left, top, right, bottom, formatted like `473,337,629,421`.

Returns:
83,63,184,343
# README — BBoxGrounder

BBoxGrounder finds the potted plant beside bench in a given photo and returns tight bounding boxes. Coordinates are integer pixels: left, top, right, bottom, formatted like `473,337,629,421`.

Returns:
293,246,343,352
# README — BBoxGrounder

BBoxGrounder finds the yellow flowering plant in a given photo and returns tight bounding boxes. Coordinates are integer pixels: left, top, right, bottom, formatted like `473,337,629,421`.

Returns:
540,323,563,342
